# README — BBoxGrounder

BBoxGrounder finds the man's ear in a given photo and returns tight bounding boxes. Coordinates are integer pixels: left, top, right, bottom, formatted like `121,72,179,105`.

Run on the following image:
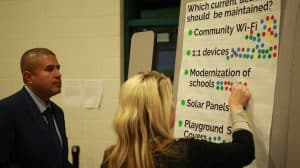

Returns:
23,71,33,84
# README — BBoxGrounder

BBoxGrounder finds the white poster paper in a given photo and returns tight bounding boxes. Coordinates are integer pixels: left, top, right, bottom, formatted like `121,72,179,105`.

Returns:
174,0,281,167
82,80,103,109
62,79,103,109
62,79,82,108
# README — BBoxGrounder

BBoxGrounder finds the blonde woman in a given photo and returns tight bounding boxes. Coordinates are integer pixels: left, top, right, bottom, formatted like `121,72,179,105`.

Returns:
100,71,254,168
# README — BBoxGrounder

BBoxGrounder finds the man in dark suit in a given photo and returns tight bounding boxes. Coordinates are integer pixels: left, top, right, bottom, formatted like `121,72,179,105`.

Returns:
0,48,72,168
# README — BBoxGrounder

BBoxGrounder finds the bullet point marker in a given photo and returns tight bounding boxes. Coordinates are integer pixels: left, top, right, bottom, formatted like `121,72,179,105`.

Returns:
186,50,191,56
184,69,189,75
188,29,193,36
178,120,183,127
181,99,186,106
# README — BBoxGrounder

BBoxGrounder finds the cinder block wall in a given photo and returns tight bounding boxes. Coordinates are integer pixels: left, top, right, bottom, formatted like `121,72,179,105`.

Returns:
0,0,122,167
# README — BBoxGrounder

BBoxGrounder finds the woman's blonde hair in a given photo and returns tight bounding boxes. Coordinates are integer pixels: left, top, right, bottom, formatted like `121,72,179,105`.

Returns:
105,71,175,168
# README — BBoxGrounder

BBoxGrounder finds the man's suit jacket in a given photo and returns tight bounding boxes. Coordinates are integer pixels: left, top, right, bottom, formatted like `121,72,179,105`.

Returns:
0,87,72,168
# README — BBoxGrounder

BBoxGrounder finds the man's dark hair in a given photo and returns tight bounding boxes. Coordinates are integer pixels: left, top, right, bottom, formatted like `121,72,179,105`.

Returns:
20,48,56,73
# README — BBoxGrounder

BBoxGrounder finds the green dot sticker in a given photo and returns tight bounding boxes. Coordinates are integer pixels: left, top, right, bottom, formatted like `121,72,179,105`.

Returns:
178,120,183,127
181,100,186,106
188,30,193,36
268,54,272,58
184,69,189,75
186,50,191,56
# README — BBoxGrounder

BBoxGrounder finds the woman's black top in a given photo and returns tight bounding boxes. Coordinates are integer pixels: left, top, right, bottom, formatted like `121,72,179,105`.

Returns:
101,130,255,168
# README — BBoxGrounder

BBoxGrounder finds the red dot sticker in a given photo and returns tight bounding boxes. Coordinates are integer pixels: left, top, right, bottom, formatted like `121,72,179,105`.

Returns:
262,32,266,36
268,27,271,32
242,48,245,52
271,15,274,20
273,52,277,57
274,45,278,50
266,16,270,21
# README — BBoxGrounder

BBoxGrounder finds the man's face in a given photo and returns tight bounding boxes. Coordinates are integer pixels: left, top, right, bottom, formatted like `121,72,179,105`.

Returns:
29,54,62,100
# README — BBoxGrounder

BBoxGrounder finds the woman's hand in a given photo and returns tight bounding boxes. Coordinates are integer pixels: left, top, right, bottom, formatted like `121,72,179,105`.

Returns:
229,83,250,112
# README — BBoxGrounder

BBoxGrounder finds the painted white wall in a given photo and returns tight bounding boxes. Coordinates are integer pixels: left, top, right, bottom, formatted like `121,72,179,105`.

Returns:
0,0,122,167
269,0,300,168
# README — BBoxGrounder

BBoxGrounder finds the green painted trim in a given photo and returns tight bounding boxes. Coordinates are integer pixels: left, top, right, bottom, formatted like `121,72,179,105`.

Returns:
124,0,179,80
128,18,179,27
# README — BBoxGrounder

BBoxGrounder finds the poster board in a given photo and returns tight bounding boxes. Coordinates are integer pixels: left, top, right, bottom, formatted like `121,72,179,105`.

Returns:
128,31,155,78
173,0,281,167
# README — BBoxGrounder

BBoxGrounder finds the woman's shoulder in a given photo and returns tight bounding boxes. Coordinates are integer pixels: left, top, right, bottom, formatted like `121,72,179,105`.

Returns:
103,145,114,153
173,138,203,145
100,145,115,168
153,138,196,168
102,145,116,160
